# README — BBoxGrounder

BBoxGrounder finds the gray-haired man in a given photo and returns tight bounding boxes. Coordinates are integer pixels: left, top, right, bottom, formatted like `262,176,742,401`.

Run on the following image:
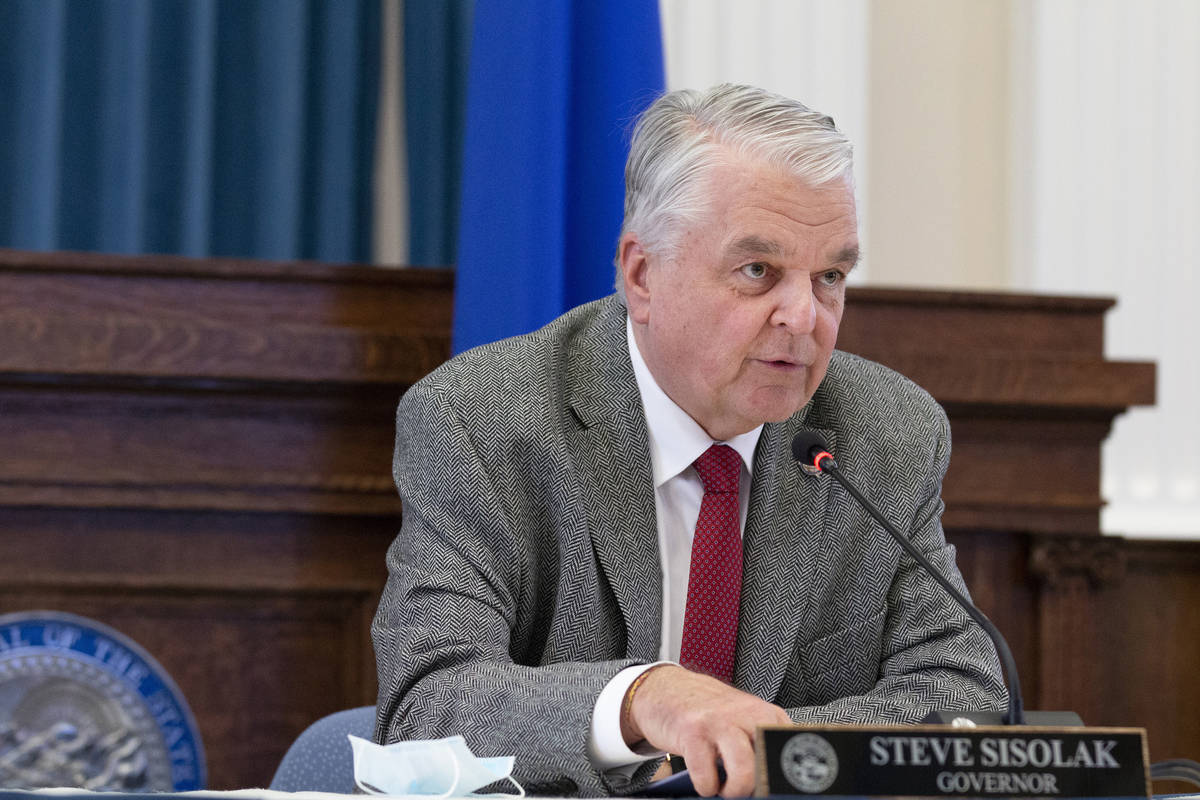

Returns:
372,84,1005,798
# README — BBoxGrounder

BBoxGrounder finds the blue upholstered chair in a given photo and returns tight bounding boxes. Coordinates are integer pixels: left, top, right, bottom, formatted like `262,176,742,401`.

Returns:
269,705,377,792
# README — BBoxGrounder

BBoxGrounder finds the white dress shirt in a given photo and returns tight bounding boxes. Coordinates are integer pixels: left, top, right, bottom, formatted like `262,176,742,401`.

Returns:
587,318,763,770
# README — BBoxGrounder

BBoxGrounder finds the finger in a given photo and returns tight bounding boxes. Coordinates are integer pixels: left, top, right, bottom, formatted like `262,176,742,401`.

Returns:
684,740,721,797
716,730,758,799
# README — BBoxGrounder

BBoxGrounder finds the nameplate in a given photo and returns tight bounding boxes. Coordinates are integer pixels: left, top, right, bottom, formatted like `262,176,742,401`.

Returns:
755,725,1149,798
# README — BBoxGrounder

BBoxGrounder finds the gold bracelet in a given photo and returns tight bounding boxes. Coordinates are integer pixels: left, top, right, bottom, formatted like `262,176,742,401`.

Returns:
621,663,670,742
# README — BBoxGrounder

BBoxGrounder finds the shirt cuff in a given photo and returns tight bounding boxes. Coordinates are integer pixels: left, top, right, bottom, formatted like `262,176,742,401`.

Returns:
588,662,673,771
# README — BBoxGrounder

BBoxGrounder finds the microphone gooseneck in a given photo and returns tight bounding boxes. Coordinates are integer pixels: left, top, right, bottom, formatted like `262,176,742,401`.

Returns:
791,430,1026,726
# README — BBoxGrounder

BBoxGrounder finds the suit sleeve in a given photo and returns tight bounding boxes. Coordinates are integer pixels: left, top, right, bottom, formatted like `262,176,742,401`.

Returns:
786,407,1009,724
371,380,658,797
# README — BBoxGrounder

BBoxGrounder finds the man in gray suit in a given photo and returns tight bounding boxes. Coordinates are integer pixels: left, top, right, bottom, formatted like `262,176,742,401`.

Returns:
372,84,1005,798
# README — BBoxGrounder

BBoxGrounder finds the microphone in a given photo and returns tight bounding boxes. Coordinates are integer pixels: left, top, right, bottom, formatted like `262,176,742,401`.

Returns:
790,430,1081,727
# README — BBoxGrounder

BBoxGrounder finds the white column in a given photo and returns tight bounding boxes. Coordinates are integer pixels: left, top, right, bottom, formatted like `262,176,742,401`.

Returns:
1011,0,1200,537
372,0,409,266
660,0,872,280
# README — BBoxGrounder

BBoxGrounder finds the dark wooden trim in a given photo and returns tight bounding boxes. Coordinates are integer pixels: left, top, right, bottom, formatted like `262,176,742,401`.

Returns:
0,247,455,285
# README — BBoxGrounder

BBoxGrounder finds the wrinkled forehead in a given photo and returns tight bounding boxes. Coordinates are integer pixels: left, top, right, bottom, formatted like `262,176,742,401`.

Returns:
686,160,858,240
690,150,855,209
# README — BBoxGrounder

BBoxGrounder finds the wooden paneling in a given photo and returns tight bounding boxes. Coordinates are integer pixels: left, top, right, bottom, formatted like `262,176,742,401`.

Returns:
1,249,1194,792
0,250,438,788
842,287,1155,536
1031,538,1200,757
0,383,404,513
0,249,452,385
0,505,394,789
946,529,1041,708
0,585,371,789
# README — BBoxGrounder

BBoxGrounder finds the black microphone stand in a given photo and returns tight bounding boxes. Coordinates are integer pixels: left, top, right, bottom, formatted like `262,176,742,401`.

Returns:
794,432,1082,727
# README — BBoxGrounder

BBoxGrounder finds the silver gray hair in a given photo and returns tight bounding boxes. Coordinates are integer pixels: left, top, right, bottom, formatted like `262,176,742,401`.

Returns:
615,83,854,294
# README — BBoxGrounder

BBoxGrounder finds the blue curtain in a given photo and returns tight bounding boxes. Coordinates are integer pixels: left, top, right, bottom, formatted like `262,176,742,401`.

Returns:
0,0,379,262
451,0,664,354
403,0,473,268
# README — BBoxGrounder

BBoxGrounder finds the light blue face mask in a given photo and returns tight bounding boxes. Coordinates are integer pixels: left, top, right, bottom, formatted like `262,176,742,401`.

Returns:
349,735,524,798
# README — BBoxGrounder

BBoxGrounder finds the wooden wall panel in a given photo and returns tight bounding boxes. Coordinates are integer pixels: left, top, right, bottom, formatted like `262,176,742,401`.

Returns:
0,383,403,514
0,586,373,790
1031,538,1200,760
0,251,452,385
945,529,1041,709
0,505,394,788
2,249,1194,792
843,287,1154,537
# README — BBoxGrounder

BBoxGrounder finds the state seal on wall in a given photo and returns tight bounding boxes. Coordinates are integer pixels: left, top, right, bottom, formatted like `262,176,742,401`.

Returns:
780,732,839,794
0,611,205,791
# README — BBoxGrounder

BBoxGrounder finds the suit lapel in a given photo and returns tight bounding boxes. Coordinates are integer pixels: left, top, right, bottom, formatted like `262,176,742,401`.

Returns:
736,418,838,700
565,300,662,662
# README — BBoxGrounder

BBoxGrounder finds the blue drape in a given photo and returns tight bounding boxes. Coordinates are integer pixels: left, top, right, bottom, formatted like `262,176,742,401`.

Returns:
0,0,379,262
403,0,473,268
451,0,664,353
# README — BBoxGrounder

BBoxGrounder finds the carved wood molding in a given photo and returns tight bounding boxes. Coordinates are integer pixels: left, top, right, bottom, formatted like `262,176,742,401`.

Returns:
1029,536,1127,589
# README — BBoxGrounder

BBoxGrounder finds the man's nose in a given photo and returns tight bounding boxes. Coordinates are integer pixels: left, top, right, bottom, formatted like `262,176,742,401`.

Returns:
769,275,817,333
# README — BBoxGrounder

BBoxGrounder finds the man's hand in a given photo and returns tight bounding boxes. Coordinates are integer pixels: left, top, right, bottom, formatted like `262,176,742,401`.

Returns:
622,665,793,797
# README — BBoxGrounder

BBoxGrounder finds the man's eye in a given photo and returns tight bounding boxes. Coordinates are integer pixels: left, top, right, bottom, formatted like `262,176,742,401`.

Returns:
817,269,844,287
741,262,768,279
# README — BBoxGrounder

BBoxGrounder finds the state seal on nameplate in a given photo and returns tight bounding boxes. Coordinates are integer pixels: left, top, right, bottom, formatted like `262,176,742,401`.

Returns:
780,732,839,793
0,611,206,791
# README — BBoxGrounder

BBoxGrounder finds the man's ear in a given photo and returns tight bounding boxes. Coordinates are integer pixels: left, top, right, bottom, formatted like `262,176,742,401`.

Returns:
618,233,652,324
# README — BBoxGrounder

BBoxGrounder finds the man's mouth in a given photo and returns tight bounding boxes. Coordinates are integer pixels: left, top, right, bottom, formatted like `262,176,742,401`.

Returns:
757,357,801,369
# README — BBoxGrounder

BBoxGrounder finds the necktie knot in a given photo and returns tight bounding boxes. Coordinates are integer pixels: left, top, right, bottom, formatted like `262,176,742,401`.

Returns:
694,444,741,495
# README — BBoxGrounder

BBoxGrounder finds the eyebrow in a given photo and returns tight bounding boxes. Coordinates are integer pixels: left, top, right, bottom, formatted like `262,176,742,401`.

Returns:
831,245,861,273
726,236,862,272
725,235,783,259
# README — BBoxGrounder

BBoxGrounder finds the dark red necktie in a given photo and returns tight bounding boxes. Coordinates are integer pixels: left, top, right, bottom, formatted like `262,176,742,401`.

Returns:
679,444,743,683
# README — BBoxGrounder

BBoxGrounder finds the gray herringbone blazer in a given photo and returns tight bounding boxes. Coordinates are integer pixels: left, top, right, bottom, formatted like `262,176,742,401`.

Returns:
372,295,1005,796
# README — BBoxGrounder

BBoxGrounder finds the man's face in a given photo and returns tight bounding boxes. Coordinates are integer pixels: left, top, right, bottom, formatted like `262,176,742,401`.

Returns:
621,157,858,441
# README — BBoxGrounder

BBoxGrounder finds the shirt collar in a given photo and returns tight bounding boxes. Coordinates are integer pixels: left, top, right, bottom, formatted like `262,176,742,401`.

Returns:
626,316,763,488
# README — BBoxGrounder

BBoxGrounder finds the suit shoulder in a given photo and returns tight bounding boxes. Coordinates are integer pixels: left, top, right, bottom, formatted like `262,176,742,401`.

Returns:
398,296,620,420
813,350,948,442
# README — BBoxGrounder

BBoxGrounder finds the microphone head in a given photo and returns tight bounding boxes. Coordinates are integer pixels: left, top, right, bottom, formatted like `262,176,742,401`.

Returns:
791,430,832,468
792,431,830,474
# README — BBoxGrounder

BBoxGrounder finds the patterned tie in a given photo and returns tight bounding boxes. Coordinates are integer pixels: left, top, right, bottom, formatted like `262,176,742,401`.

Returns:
679,443,743,683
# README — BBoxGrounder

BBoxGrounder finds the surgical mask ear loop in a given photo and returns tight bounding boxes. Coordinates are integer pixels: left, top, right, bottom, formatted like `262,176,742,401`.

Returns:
434,748,463,800
504,775,526,797
350,736,390,795
354,777,387,795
